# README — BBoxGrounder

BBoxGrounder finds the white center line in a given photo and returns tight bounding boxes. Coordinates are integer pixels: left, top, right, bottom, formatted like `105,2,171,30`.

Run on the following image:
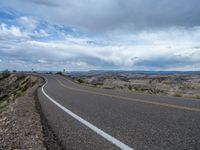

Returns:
41,78,134,150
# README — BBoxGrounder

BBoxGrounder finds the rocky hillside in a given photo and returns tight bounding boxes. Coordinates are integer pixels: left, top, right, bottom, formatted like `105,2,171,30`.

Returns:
0,73,37,108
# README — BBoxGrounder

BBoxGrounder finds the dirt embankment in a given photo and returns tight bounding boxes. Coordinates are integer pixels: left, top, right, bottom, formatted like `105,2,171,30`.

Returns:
0,74,36,108
0,73,63,150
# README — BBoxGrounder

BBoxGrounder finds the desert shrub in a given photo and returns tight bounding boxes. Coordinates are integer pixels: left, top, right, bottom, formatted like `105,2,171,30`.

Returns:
133,87,139,91
16,75,26,81
173,92,182,97
77,78,83,83
1,69,10,78
193,95,200,99
0,94,9,101
56,71,63,75
128,85,132,90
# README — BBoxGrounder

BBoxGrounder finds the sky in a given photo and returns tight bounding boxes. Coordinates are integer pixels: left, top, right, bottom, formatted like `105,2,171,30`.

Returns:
0,0,200,71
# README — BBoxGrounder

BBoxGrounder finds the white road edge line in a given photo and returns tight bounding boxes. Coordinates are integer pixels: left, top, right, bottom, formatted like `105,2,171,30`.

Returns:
41,78,134,150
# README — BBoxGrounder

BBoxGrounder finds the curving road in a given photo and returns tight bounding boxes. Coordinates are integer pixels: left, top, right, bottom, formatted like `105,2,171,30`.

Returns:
37,74,200,150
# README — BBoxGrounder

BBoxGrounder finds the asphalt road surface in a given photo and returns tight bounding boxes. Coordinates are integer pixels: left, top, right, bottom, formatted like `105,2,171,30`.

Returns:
37,74,200,150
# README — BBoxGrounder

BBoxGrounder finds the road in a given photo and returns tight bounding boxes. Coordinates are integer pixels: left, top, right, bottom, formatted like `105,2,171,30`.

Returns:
37,74,200,150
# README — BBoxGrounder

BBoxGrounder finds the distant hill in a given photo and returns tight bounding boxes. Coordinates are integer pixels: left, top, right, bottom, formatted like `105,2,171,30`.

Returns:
66,70,200,77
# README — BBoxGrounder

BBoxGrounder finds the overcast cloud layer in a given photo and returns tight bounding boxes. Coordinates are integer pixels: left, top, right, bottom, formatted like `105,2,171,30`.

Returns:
0,0,200,71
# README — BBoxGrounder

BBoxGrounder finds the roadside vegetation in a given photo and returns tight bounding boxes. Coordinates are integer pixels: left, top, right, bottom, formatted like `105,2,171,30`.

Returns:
76,78,84,83
0,70,10,80
55,71,64,75
173,92,182,97
0,72,37,108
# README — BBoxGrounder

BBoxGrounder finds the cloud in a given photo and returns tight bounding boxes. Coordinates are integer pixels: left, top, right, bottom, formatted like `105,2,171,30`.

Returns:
0,23,28,38
30,0,61,7
0,5,200,71
37,59,48,64
1,20,200,71
1,0,200,34
18,16,38,30
135,54,200,69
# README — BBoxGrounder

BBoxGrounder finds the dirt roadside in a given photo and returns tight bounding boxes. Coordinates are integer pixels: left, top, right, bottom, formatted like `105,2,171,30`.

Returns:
0,76,63,150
